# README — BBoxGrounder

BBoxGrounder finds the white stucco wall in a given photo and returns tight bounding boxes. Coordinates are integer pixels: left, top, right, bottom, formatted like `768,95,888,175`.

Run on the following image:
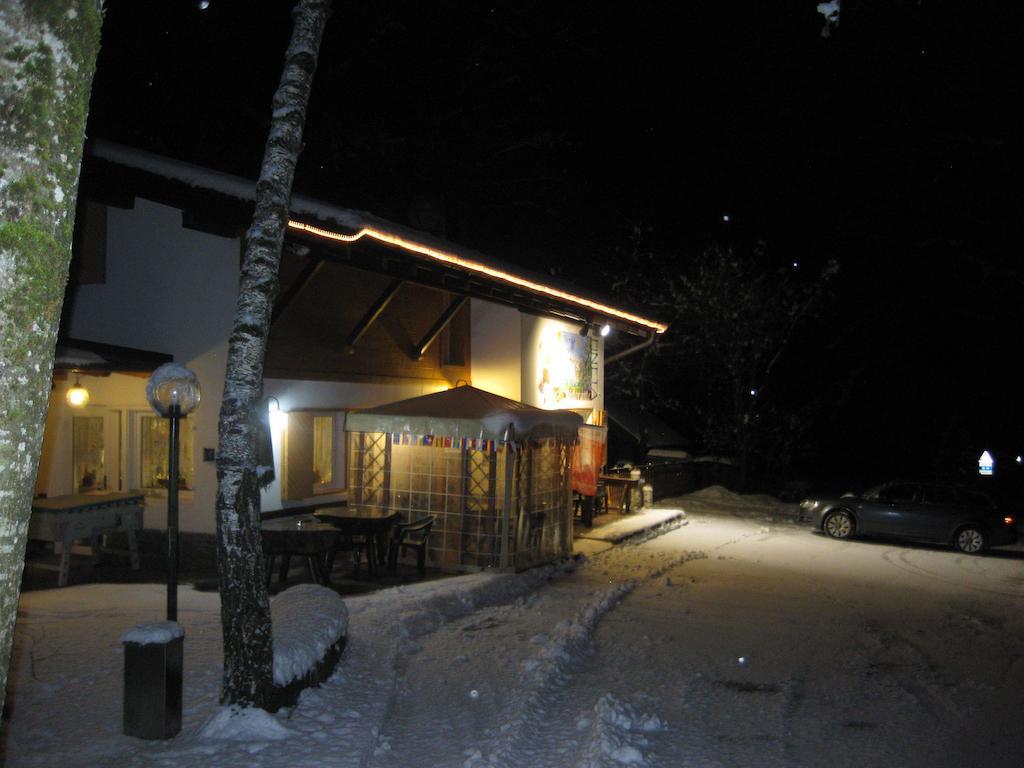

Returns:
59,199,239,533
51,199,525,532
259,378,448,512
49,197,602,533
468,299,521,401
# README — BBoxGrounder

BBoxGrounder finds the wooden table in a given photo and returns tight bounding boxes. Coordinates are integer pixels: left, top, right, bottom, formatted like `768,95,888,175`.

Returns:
599,474,643,514
261,515,339,587
314,509,401,577
30,492,144,586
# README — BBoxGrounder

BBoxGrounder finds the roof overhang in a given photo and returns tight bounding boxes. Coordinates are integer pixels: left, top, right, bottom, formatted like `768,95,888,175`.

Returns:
53,337,173,375
83,141,669,338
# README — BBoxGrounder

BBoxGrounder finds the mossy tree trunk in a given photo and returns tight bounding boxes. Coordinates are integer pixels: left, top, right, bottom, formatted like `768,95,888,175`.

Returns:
215,0,330,709
0,1,103,722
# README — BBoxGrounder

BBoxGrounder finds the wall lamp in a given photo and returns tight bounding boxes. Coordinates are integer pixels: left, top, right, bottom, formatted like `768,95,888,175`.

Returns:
66,374,90,408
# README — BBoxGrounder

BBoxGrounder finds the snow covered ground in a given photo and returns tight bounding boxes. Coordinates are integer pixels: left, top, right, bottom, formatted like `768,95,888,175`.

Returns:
4,488,1024,767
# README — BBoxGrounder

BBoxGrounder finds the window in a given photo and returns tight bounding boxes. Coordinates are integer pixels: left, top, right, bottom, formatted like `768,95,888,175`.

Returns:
282,411,345,500
72,416,107,492
313,415,334,491
70,408,122,494
878,483,917,504
137,414,195,492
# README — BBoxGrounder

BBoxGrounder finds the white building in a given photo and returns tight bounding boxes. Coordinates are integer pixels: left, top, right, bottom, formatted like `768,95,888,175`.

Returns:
37,141,667,555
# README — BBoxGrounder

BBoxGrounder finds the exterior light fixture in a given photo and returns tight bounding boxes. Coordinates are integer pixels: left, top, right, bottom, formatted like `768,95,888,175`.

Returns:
600,324,611,337
267,395,287,432
66,375,90,408
146,363,201,621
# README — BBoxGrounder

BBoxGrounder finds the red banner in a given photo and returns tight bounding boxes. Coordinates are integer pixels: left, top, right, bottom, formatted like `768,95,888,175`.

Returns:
572,425,607,496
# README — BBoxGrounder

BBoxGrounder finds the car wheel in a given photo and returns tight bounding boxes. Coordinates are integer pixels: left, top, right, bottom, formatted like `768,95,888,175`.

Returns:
823,510,855,540
954,526,986,554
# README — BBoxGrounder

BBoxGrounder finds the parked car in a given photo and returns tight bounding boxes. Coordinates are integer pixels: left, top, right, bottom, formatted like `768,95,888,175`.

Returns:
799,481,1018,554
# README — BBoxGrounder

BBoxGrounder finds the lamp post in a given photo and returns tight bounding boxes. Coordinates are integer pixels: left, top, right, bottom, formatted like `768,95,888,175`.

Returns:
146,363,201,621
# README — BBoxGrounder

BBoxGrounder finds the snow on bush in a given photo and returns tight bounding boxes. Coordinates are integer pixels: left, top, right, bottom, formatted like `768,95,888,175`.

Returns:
270,583,348,686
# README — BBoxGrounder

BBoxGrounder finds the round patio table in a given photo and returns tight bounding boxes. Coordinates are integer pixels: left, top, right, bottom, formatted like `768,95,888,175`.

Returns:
261,515,339,586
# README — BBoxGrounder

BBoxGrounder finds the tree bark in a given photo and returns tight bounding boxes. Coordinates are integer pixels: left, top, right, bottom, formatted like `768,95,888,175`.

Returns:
214,0,330,708
0,1,102,722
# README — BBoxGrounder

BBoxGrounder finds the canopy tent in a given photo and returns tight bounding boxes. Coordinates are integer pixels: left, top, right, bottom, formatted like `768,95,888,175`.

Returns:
345,386,581,572
345,386,582,443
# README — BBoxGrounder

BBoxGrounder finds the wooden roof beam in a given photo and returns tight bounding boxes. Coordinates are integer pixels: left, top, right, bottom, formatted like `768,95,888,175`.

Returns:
410,295,469,361
271,253,324,326
343,279,404,355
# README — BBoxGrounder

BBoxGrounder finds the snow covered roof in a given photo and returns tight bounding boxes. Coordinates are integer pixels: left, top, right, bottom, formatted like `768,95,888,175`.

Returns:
53,336,173,373
86,140,668,337
345,385,583,442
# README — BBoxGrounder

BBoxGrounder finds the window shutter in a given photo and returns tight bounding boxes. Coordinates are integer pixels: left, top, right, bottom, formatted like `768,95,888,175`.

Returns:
282,412,316,500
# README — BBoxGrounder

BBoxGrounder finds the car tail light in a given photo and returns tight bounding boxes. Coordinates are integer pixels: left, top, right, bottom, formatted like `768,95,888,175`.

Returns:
1004,516,1015,526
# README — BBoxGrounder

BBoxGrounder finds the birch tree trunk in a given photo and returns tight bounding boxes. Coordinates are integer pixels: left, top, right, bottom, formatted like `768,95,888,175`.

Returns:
215,0,330,708
0,1,102,722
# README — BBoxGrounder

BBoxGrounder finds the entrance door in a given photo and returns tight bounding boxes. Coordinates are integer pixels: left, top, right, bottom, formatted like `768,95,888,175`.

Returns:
71,408,123,493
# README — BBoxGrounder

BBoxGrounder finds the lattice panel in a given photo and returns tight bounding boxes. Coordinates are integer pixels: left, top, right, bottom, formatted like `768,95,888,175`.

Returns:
347,432,571,572
513,438,573,570
349,431,388,512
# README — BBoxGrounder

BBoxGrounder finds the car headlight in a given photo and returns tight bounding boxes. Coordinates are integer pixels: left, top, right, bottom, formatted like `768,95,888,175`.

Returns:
799,499,817,510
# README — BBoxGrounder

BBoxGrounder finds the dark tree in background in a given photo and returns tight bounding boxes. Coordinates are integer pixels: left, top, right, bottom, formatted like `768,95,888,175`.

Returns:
214,0,330,709
606,234,838,488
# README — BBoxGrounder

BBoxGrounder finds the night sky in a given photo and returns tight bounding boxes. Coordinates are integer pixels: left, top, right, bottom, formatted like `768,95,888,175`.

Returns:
82,1,1021,491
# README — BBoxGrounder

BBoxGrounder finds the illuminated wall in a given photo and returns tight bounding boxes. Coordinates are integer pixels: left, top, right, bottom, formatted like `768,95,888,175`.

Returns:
469,299,522,400
521,315,603,413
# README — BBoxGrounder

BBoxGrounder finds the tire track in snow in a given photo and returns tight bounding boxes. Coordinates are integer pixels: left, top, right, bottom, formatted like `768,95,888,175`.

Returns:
475,544,706,768
879,547,1024,598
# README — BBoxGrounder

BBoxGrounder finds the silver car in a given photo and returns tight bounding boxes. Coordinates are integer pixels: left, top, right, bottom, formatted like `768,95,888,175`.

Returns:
800,481,1018,554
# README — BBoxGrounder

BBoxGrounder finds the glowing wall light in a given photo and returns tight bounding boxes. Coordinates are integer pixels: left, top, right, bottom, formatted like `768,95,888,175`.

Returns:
66,375,90,408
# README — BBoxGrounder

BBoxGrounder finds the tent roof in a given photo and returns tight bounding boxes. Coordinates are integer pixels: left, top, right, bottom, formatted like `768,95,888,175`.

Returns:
345,386,582,442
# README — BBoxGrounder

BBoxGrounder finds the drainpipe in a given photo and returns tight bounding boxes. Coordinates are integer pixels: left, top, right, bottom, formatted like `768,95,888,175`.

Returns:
605,330,657,365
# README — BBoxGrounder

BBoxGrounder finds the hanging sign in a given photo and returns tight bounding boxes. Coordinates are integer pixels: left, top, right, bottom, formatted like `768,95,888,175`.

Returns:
978,450,994,476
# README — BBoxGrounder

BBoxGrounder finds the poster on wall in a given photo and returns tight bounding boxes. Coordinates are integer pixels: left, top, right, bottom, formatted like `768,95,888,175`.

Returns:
537,328,594,407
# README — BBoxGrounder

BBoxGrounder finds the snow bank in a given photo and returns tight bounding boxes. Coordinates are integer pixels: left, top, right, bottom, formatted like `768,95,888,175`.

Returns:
271,583,348,686
682,485,800,522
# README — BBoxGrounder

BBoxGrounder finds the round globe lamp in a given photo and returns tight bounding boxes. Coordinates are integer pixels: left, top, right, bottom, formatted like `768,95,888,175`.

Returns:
146,364,201,621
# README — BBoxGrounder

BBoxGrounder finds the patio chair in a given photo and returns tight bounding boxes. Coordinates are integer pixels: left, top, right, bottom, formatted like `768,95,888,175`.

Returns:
386,516,435,575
